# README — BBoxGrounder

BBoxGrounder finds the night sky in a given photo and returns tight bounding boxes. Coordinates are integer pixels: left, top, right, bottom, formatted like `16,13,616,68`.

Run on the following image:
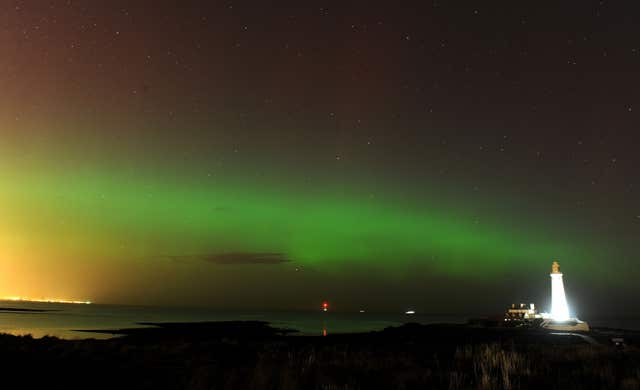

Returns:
2,1,639,317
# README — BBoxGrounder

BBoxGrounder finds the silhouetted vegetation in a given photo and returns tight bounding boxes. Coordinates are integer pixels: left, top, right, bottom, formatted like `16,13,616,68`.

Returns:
0,322,638,389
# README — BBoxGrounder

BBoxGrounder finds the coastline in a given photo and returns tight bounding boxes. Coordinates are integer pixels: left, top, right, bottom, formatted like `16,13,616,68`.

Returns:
0,321,637,389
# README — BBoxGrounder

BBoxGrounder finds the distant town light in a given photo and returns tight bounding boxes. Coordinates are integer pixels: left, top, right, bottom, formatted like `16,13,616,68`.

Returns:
2,297,92,305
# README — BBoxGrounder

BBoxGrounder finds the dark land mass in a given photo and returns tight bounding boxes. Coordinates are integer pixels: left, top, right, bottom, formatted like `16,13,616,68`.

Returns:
0,307,54,312
1,321,639,389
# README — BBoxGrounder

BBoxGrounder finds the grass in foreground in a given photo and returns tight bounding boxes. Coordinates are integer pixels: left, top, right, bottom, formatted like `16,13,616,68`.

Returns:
0,322,637,389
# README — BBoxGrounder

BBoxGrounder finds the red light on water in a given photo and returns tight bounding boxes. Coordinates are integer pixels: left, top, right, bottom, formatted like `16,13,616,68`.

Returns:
322,301,329,311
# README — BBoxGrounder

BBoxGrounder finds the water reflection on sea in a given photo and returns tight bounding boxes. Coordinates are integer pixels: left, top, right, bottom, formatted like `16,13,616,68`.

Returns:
0,301,474,339
0,301,637,339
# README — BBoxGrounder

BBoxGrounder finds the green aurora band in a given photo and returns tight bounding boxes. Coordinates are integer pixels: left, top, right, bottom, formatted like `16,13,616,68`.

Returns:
2,158,593,280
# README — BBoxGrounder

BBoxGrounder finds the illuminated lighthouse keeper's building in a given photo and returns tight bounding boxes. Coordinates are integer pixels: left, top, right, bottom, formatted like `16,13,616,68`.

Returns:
503,260,589,331
550,261,570,321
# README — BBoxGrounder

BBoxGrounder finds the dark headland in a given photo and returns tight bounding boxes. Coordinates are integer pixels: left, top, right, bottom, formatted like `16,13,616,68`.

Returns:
0,321,638,389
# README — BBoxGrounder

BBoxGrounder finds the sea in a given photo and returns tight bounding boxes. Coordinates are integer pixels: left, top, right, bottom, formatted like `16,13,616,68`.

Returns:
0,301,470,339
0,301,637,339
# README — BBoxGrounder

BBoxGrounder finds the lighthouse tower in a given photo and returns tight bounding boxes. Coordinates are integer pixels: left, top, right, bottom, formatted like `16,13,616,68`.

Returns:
550,261,570,321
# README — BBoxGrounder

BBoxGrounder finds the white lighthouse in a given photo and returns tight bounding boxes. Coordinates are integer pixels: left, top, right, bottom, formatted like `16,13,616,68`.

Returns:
541,261,590,331
550,261,570,321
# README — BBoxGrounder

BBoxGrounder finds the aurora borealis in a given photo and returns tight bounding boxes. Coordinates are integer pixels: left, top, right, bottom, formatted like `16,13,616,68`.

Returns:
2,1,639,315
